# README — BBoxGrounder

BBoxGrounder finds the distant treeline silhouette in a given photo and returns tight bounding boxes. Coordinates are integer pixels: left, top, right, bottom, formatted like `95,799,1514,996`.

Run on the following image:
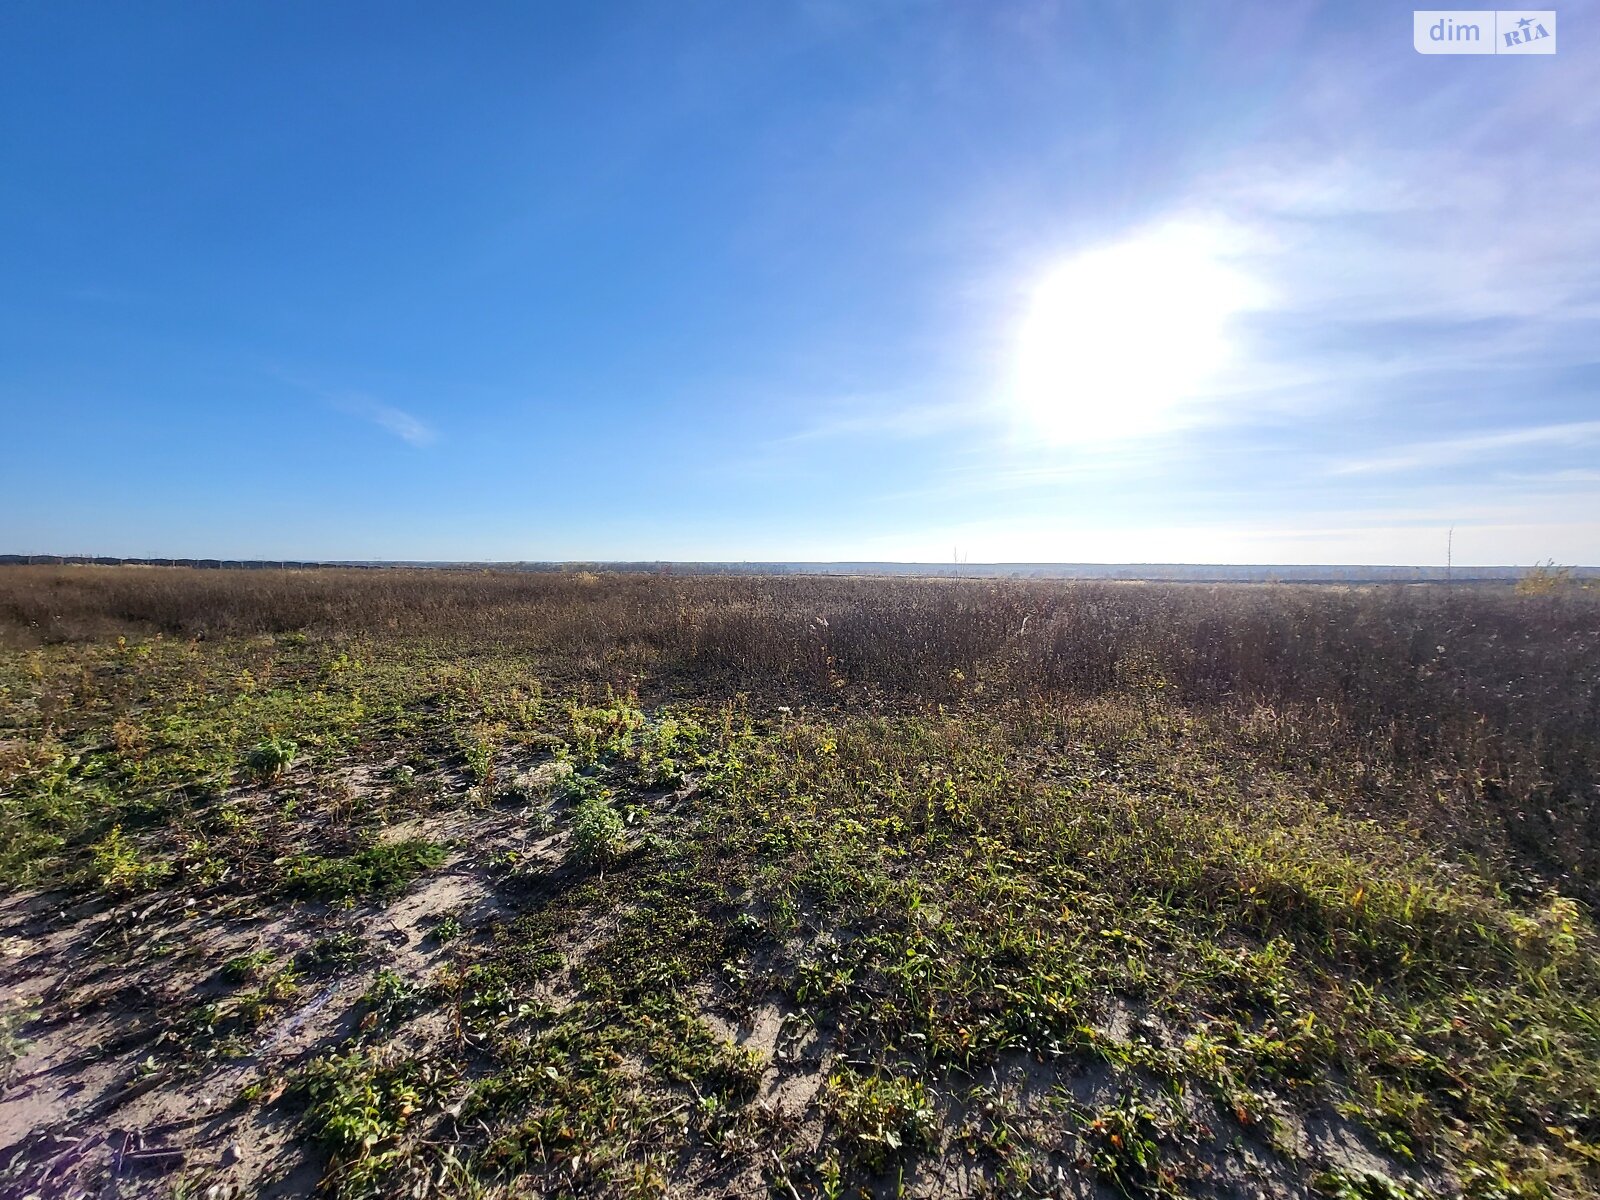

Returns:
3,555,1593,583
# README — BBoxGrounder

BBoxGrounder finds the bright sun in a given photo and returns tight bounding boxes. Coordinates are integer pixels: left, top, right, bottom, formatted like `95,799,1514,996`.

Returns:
1014,222,1259,444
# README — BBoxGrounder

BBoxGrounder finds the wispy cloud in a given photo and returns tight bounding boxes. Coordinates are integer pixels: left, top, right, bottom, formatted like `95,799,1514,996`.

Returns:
360,400,438,447
1331,420,1600,476
268,368,439,447
772,397,981,446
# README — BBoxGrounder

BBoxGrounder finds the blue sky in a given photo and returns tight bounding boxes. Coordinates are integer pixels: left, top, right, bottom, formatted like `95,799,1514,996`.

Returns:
2,1,1596,564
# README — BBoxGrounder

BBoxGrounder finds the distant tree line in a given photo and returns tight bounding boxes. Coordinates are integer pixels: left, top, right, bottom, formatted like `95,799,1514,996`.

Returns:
1,555,1592,582
0,555,364,570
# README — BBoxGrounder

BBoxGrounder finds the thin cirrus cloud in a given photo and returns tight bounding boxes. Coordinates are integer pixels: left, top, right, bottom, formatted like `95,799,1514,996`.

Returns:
271,369,440,448
1331,420,1600,476
360,400,438,448
774,397,981,446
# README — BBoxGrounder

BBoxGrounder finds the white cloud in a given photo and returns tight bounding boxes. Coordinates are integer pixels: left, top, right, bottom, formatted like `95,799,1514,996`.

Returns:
269,369,440,448
363,401,438,447
1331,420,1600,475
772,395,980,445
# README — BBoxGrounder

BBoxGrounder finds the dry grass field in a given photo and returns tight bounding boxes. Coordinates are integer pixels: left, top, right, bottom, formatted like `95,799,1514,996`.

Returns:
2,566,1598,1200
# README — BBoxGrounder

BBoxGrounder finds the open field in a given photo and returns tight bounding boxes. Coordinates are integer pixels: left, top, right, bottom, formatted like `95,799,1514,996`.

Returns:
2,566,1598,1199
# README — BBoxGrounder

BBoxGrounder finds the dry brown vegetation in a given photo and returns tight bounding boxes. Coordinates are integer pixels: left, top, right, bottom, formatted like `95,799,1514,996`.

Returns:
6,566,1598,905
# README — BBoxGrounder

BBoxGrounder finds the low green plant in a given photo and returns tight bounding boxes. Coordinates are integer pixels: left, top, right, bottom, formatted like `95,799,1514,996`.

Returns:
1314,1168,1427,1200
824,1068,936,1172
461,728,497,787
1458,1162,1552,1200
429,913,465,944
234,966,301,1028
220,949,275,985
245,736,298,782
288,1046,451,1196
566,694,645,766
299,932,368,971
1083,1094,1176,1198
89,825,171,896
361,968,425,1029
569,794,625,867
0,1000,37,1087
282,840,447,901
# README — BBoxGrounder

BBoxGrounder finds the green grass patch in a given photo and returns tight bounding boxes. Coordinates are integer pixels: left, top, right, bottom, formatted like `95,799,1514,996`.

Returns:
282,839,447,901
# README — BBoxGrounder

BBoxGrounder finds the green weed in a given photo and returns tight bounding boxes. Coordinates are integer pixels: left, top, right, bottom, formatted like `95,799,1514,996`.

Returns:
245,736,297,781
282,840,447,901
824,1067,937,1173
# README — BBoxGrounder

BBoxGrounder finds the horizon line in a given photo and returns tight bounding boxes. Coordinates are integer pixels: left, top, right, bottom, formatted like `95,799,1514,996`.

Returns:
4,554,1595,576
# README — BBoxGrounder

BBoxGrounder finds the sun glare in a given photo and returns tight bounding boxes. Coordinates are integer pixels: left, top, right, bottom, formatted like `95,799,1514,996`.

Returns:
1013,222,1260,444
